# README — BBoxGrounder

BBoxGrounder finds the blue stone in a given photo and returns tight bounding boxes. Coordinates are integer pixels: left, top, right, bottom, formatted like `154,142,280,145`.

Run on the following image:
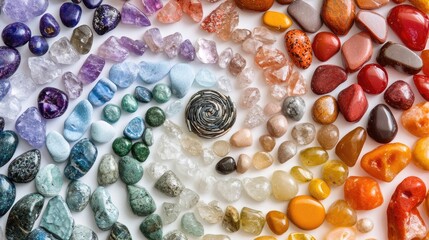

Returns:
169,63,195,98
139,214,163,240
46,131,70,163
8,149,41,183
124,116,145,140
29,36,49,56
40,196,74,240
70,225,97,240
64,138,98,180
195,68,216,87
35,164,63,197
88,78,117,107
90,187,119,230
110,222,132,240
0,174,15,217
26,227,59,240
60,2,82,28
93,4,121,35
0,117,4,131
0,130,18,167
0,79,11,101
138,61,171,84
66,180,91,212
39,13,60,38
90,120,115,143
83,0,102,9
1,22,31,48
63,99,93,142
134,86,152,103
15,107,46,148
109,62,139,88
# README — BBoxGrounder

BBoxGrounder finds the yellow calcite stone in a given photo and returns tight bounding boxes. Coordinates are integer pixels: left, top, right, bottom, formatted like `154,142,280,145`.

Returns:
262,11,293,32
252,151,274,169
288,233,316,240
255,237,277,240
413,137,429,170
410,0,429,13
308,178,331,200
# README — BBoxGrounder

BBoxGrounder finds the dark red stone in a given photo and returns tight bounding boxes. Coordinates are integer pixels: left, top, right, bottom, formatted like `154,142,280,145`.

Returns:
413,75,429,101
357,64,388,94
311,65,348,95
367,104,398,143
383,80,414,110
312,32,341,62
337,84,368,122
37,87,69,119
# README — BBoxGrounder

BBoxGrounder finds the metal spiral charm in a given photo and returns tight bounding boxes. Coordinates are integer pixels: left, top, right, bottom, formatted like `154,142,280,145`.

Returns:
185,89,236,139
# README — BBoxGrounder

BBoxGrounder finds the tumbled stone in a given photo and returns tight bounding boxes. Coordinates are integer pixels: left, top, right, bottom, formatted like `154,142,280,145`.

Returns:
155,170,184,197
49,37,80,65
70,225,97,240
127,185,156,216
241,207,265,235
281,96,305,121
197,201,224,224
291,122,316,145
63,100,93,142
98,36,129,62
119,36,147,56
337,84,368,122
0,174,15,217
179,39,196,61
311,65,348,95
40,196,74,240
271,170,298,200
123,117,145,140
140,214,163,240
229,53,246,76
141,0,163,15
287,0,322,33
90,187,119,230
26,228,59,240
312,95,338,124
60,2,82,28
160,202,181,225
0,130,18,167
8,149,41,183
201,0,238,40
312,32,341,62
39,13,59,39
138,61,171,84
384,80,414,110
29,55,62,85
143,28,164,53
182,213,204,237
97,154,119,186
284,29,312,69
157,0,183,23
266,211,289,235
235,0,273,11
164,230,188,240
196,38,219,64
267,114,288,138
2,23,30,48
0,46,20,81
15,107,46,148
163,32,182,58
215,157,237,175
0,95,21,120
66,180,91,212
259,135,276,152
2,0,48,22
195,68,216,87
71,25,93,54
145,106,166,127
342,32,373,72
335,127,367,167
119,156,143,185
0,80,10,101
222,206,240,232
287,195,325,230
35,164,62,197
93,4,121,35
216,178,242,202
65,138,98,180
109,222,132,240
109,61,139,88
78,54,105,84
277,140,297,164
88,78,117,107
143,128,154,146
237,154,252,173
121,2,151,27
356,10,387,44
243,177,271,201
170,63,194,98
367,103,397,143
317,124,340,150
37,87,68,120
376,41,423,75
131,142,150,163
262,11,293,32
252,152,274,170
230,128,252,147
321,0,356,35
90,120,115,143
134,86,152,103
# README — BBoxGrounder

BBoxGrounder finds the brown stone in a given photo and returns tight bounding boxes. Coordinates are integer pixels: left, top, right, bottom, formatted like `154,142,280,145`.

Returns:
312,95,339,125
252,151,274,170
321,0,356,36
317,124,339,150
235,0,274,11
355,0,389,10
237,154,252,173
266,210,289,235
259,135,276,152
276,0,294,4
267,114,288,138
335,127,367,167
222,205,240,232
230,128,253,148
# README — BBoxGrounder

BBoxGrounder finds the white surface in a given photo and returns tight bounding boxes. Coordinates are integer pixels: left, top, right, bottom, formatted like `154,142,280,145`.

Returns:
0,0,428,239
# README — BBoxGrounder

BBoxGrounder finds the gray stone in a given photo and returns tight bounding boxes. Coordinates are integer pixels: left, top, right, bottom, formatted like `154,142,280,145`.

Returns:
154,170,184,197
160,202,181,225
66,180,91,212
281,96,305,121
70,225,98,240
163,230,188,240
97,154,119,186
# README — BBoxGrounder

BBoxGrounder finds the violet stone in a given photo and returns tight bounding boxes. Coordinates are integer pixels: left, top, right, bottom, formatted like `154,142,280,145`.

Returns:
63,72,83,99
0,46,20,80
39,13,60,38
141,0,163,16
164,32,182,59
15,107,46,148
60,2,82,28
2,0,49,22
93,4,121,35
119,36,147,56
83,0,102,9
143,28,164,53
2,22,31,48
178,39,196,61
78,54,105,84
98,36,129,62
0,80,11,101
37,87,69,119
121,2,151,27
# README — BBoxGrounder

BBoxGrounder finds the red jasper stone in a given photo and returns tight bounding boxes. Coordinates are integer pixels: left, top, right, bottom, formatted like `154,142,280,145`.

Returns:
387,5,429,51
413,75,429,101
337,84,368,122
311,65,348,95
357,64,388,94
421,50,429,76
384,80,415,110
312,32,341,62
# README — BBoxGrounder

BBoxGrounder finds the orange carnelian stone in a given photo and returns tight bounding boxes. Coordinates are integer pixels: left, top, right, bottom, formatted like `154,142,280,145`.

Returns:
401,102,429,137
422,50,429,76
266,210,289,235
343,176,383,210
360,142,412,182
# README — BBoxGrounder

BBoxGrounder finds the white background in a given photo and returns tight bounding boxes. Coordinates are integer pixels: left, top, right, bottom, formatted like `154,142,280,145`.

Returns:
0,0,429,239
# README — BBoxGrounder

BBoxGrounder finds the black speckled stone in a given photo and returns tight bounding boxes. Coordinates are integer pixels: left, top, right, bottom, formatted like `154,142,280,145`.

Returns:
154,170,184,197
92,4,121,35
367,104,398,143
8,149,41,183
109,222,132,240
215,157,237,175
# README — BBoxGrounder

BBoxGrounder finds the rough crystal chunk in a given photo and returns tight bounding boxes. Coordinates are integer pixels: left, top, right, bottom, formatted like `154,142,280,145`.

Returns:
157,0,183,23
121,2,151,27
237,67,256,88
179,0,203,22
119,36,147,56
77,54,105,84
231,28,251,43
40,196,74,240
160,202,181,225
178,188,199,210
228,53,246,76
253,26,276,45
0,95,21,120
244,105,265,128
200,0,238,40
216,178,242,202
197,201,224,224
143,28,164,53
156,134,182,161
70,25,93,54
15,107,46,148
196,38,219,64
175,158,200,177
240,87,260,108
179,39,196,61
63,72,83,99
2,0,48,22
164,32,183,58
218,48,233,68
98,36,129,62
28,55,62,85
49,37,80,65
141,0,163,16
8,72,36,100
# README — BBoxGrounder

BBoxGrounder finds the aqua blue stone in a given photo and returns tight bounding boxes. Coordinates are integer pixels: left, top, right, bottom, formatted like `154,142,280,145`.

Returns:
70,225,97,240
127,185,156,216
90,187,119,231
169,63,194,98
119,156,143,185
26,227,59,240
35,164,63,197
0,174,15,217
195,68,216,87
181,212,204,237
0,130,18,167
124,116,145,140
64,138,98,180
40,196,74,240
138,61,171,84
0,79,11,101
134,86,152,103
63,100,93,142
88,78,117,107
109,62,139,88
46,131,70,163
139,214,162,240
142,127,153,146
66,180,91,212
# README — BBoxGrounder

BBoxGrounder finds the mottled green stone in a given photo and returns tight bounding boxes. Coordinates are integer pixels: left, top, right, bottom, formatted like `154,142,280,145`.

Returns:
152,83,171,103
131,142,150,162
181,213,204,237
127,185,156,216
97,154,119,186
112,137,132,157
142,127,153,146
109,222,132,240
139,214,163,240
163,230,188,240
121,94,138,113
145,107,166,127
103,104,121,124
40,196,74,240
119,156,143,185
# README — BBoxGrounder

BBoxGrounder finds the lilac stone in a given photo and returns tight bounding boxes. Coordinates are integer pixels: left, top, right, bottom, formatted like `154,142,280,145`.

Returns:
121,2,151,27
78,54,105,85
63,72,83,99
93,4,121,35
37,87,69,119
2,0,49,22
15,107,46,148
98,36,129,62
141,0,162,16
178,39,196,61
196,38,219,64
0,46,20,80
0,80,11,101
143,28,164,53
119,37,147,56
163,32,182,59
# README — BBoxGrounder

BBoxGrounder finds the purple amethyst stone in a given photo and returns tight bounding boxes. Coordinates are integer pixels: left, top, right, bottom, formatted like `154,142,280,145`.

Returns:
77,54,105,84
179,39,196,61
37,87,69,119
93,4,121,35
0,46,20,80
119,36,147,56
15,107,46,148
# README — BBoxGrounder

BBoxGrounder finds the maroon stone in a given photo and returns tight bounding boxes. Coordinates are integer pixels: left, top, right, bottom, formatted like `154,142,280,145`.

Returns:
384,80,414,110
37,87,69,119
367,104,398,143
413,75,429,101
357,63,388,94
312,31,341,62
337,84,368,122
311,65,348,95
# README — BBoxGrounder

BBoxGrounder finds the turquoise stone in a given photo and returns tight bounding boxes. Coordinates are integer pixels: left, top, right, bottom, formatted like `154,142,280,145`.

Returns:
0,130,18,167
109,222,132,240
97,154,119,186
88,78,117,107
131,142,150,162
127,185,156,216
35,164,63,197
139,214,163,240
112,137,132,157
169,63,195,98
90,120,115,143
90,187,119,230
181,213,204,237
64,138,98,180
63,99,93,142
40,196,74,240
195,68,216,87
0,174,15,217
26,227,59,240
109,61,139,88
164,230,188,240
121,94,138,113
134,86,152,103
46,131,70,163
66,180,91,212
8,149,41,183
6,193,44,240
145,106,165,127
124,116,145,140
118,156,143,185
152,83,171,103
103,104,121,123
142,127,153,146
138,61,171,84
70,225,97,240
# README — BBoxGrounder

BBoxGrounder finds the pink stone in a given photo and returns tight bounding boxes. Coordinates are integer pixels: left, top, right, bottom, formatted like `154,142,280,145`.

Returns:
264,61,294,85
157,0,183,24
196,38,219,64
240,87,261,108
255,46,287,70
264,103,281,116
242,38,263,54
231,28,251,43
228,53,246,76
200,0,238,41
237,67,256,88
143,28,164,53
270,84,288,100
244,105,265,128
287,71,307,96
218,48,233,68
179,0,203,22
341,32,373,72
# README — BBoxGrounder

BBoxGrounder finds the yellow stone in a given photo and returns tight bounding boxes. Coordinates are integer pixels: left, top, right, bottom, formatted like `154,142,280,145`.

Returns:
255,237,277,240
290,166,313,182
308,178,331,200
240,207,265,235
262,11,293,32
288,233,316,240
287,195,325,230
212,140,231,157
410,0,429,13
252,151,274,170
413,137,429,170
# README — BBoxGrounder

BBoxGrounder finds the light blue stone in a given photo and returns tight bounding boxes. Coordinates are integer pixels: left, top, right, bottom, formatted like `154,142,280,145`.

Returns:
46,131,70,163
109,61,139,88
134,86,152,103
66,180,91,212
88,78,117,107
26,227,59,240
63,100,93,142
70,225,97,240
90,120,115,143
195,68,216,87
90,187,119,231
169,63,194,98
138,61,171,84
123,116,145,140
181,212,204,237
40,196,74,240
35,164,63,197
64,138,98,180
0,80,11,101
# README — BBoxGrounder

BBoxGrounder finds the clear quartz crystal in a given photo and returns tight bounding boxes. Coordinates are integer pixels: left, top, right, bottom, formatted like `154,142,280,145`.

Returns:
165,99,182,116
270,84,288,100
196,38,219,64
175,158,200,177
197,200,224,224
163,120,183,138
216,178,242,202
143,28,164,53
218,48,233,68
243,177,272,201
9,72,36,100
156,134,182,161
147,162,168,180
240,87,261,109
217,76,232,92
244,105,265,128
178,188,200,210
253,26,276,45
242,38,263,54
49,37,80,65
163,32,183,58
180,134,203,156
197,172,217,193
161,202,181,225
237,67,255,88
202,148,216,165
231,28,252,43
28,55,62,85
0,95,21,120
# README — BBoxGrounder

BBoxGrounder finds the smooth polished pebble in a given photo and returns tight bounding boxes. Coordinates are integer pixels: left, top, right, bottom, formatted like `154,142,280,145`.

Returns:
300,147,328,166
312,32,341,62
127,185,156,216
164,230,188,240
35,164,63,197
216,157,237,175
46,131,70,163
322,160,349,187
259,135,276,152
376,41,423,75
195,68,217,87
281,96,305,121
271,170,298,201
311,64,348,95
267,114,288,138
337,84,368,122
356,10,387,44
138,61,171,84
357,63,388,94
124,117,145,140
237,154,252,173
170,63,195,98
66,180,91,212
266,210,289,235
284,29,312,69
152,83,171,103
287,195,325,230
335,126,367,167
92,4,121,35
70,25,93,54
97,154,119,186
90,187,119,230
26,227,59,240
70,225,98,240
291,122,316,145
290,166,313,183
121,94,138,113
325,227,357,240
287,0,322,33
60,2,82,28
109,62,139,88
326,200,357,227
40,196,74,240
312,95,338,124
90,120,115,143
262,11,292,32
65,138,98,180
321,0,356,35
230,128,252,148
212,140,231,157
140,214,163,240
252,152,274,170
216,178,243,203
367,104,398,143
222,206,240,232
317,124,340,150
88,78,117,107
277,140,297,164
8,149,41,183
132,142,150,162
342,32,373,72
355,0,388,9
135,86,153,103
0,130,18,167
145,107,166,127
15,107,46,148
119,156,144,185
308,178,331,200
0,174,15,217
243,177,271,201
112,137,132,156
202,234,229,240
63,99,93,142
103,104,121,124
240,207,265,235
109,222,132,240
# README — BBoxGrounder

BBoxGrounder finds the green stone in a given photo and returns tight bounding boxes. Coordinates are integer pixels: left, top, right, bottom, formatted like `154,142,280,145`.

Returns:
143,128,153,146
131,142,150,162
181,213,204,237
152,83,171,103
97,154,119,186
240,207,265,235
112,137,132,157
127,185,156,216
145,107,166,127
140,214,163,240
40,196,74,239
121,94,138,113
119,156,143,185
103,104,121,123
109,222,132,240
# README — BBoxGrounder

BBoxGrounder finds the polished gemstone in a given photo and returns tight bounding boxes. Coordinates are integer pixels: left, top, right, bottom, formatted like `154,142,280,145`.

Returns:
341,32,373,72
312,95,338,125
40,196,73,240
337,84,368,122
299,147,328,166
356,10,387,43
88,78,117,107
0,131,18,167
196,38,219,64
335,127,367,167
266,211,289,235
357,64,388,94
321,0,356,35
163,32,182,58
0,174,15,217
60,3,82,28
355,0,389,9
281,96,305,121
143,28,164,53
63,72,82,99
119,36,147,56
243,176,271,201
160,202,181,225
367,104,397,143
326,200,357,227
140,214,163,240
141,0,163,15
118,156,143,185
78,54,105,84
215,157,236,175
71,25,93,54
66,180,91,212
287,195,325,230
413,75,429,101
216,178,242,202
312,32,341,62
384,80,414,110
271,170,298,201
93,4,121,35
196,201,223,224
70,225,97,240
222,206,240,232
26,228,58,240
121,2,151,27
2,22,31,48
83,0,102,9
35,164,63,197
287,0,322,33
179,39,196,61
40,13,60,38
317,124,339,150
65,138,98,180
145,106,165,127
344,176,383,210
235,0,273,11
155,170,184,197
127,185,156,216
291,122,316,145
170,63,194,98
15,107,46,148
277,140,297,163
90,187,119,230
97,154,119,186
0,46,20,80
181,213,204,237
376,41,423,75
98,36,129,62
267,114,288,138
37,87,68,119
240,207,265,235
28,36,49,56
109,222,132,240
63,100,93,142
2,0,48,22
90,120,115,144
138,61,171,84
262,11,292,32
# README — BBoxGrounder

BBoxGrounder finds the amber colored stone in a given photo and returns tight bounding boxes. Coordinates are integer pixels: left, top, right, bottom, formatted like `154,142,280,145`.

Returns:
326,200,357,227
413,137,429,170
341,32,373,73
355,0,389,9
240,207,265,235
392,0,405,2
335,127,367,167
287,195,325,230
312,95,338,125
255,237,277,240
384,80,415,110
252,152,274,170
255,46,287,70
361,142,412,182
317,124,339,150
288,233,316,240
308,178,330,200
222,205,240,232
325,227,357,240
290,166,313,183
235,0,274,11
401,102,429,138
259,135,276,152
284,29,313,69
321,0,356,36
312,32,341,62
422,50,429,76
266,210,289,235
263,11,292,32
337,84,368,122
264,62,294,85
409,0,429,13
287,71,307,96
344,176,383,210
322,160,349,187
299,147,328,166
178,0,203,22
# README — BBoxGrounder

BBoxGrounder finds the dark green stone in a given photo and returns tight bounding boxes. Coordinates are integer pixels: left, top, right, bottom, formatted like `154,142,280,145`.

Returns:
0,130,19,167
121,94,138,113
139,214,163,240
119,156,143,185
112,137,132,157
127,185,156,216
131,142,150,162
152,83,171,103
103,104,121,124
145,107,166,127
109,222,132,240
142,127,153,146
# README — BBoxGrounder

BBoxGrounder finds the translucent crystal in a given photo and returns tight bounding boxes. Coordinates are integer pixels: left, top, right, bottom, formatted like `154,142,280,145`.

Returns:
228,53,246,76
178,188,200,210
197,201,224,224
161,202,181,225
242,38,263,54
217,76,232,92
216,178,242,202
28,55,62,85
98,36,129,62
196,38,219,64
49,37,80,65
244,105,265,128
157,0,183,24
200,0,239,41
146,162,168,180
143,28,164,53
156,134,182,161
264,62,294,85
201,148,216,165
240,87,260,109
255,46,287,70
180,134,203,156
9,72,36,100
243,177,272,202
287,70,307,96
218,48,233,68
197,172,217,193
163,32,183,58
141,0,163,16
63,72,82,100
237,67,255,89
270,84,288,100
253,26,276,45
163,120,184,139
0,95,21,120
166,99,182,116
231,28,252,43
175,158,200,177
180,0,203,22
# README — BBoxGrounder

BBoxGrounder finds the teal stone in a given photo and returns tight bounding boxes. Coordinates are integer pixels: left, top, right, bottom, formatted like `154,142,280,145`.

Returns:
66,180,91,212
88,78,117,107
109,61,139,88
70,225,97,240
90,187,119,231
35,164,63,197
0,130,19,167
109,222,132,240
64,138,98,180
195,68,216,87
152,83,171,103
138,61,171,84
145,107,165,127
46,131,70,163
103,104,121,123
112,137,132,157
127,185,156,216
123,116,145,140
63,99,93,142
142,127,153,146
134,86,152,103
0,174,15,217
26,227,59,240
139,214,163,240
163,230,188,240
6,193,44,240
8,149,41,183
90,120,115,143
121,94,138,113
181,213,204,237
131,142,150,162
40,196,74,240
118,156,143,185
97,154,119,186
169,63,194,98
